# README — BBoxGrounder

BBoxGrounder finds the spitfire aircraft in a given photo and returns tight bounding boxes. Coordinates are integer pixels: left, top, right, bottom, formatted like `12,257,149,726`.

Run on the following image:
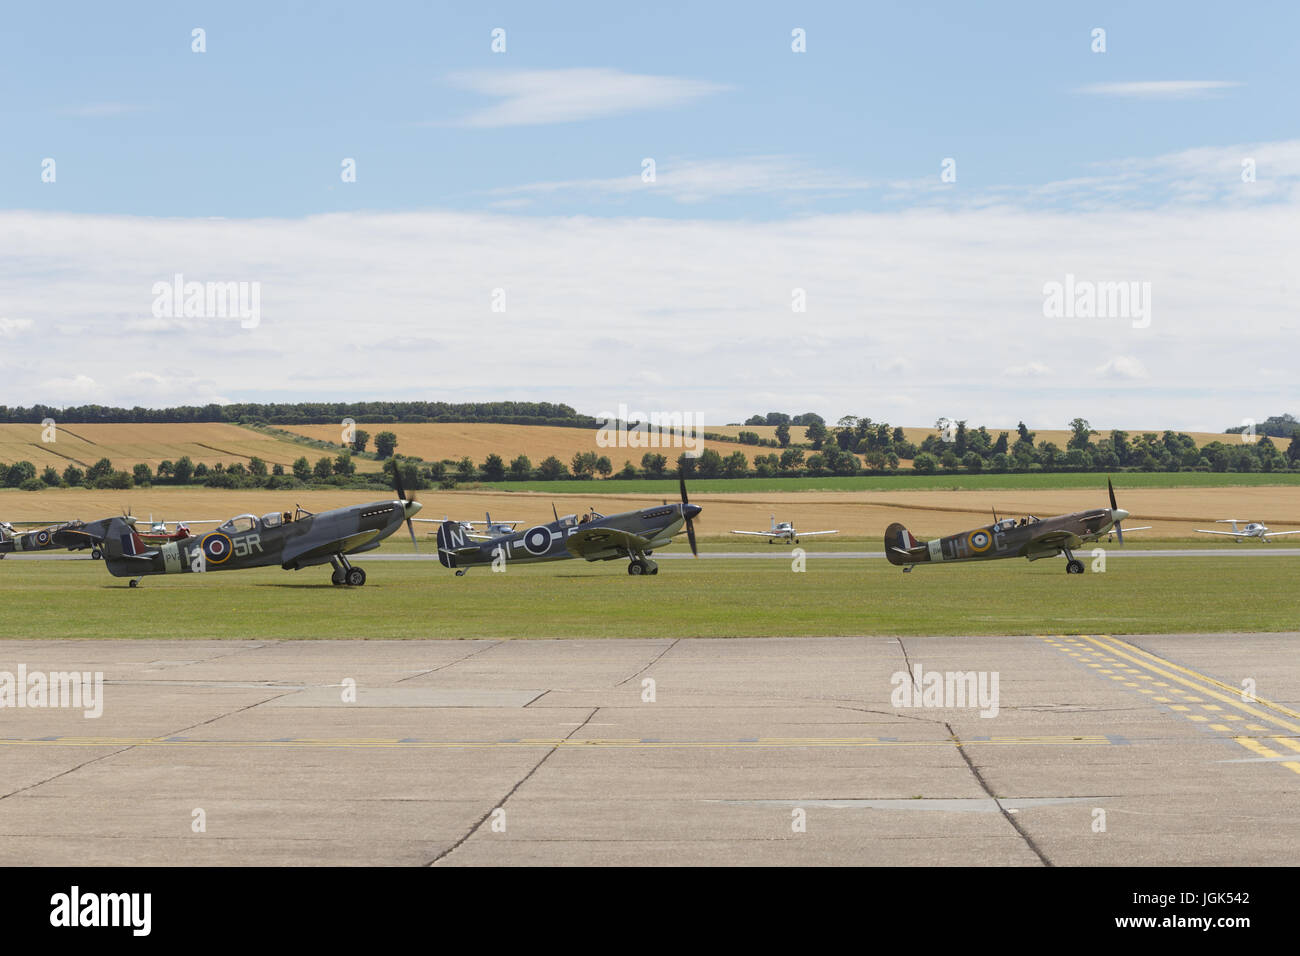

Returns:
730,514,838,544
99,476,422,586
886,480,1136,574
0,516,134,560
1194,519,1300,543
435,475,701,575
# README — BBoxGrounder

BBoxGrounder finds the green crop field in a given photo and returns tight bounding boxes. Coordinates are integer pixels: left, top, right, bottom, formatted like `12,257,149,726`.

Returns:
474,472,1300,495
2,551,1290,640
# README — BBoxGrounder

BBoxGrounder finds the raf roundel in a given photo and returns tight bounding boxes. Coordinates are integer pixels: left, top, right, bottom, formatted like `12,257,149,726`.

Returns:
522,525,553,555
36,530,50,545
201,532,233,564
967,529,992,553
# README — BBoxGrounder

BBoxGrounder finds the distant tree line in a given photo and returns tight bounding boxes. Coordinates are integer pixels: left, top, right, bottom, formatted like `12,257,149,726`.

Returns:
0,401,597,427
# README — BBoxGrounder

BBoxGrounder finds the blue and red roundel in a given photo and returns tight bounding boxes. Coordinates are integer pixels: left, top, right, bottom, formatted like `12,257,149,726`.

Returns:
201,532,233,564
967,529,992,553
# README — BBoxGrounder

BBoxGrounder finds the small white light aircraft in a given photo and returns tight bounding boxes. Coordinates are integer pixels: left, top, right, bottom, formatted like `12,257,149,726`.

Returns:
730,514,837,544
1194,519,1300,543
417,512,521,541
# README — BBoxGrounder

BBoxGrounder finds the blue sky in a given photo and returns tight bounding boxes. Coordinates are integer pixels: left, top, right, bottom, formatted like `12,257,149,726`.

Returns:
2,2,1297,429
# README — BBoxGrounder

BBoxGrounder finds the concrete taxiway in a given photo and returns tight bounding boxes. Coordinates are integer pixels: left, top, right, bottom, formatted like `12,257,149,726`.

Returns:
0,633,1295,865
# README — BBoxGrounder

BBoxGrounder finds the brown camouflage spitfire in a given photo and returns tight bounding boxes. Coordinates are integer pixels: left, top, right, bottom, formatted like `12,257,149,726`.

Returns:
886,479,1134,575
98,474,422,587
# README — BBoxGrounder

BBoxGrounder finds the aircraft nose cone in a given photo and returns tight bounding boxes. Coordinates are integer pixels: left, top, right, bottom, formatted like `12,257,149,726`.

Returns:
405,499,423,517
684,503,702,520
1112,508,1129,522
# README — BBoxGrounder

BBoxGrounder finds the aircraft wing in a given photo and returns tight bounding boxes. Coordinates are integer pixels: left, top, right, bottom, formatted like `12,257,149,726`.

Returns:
1194,529,1247,536
281,529,383,566
730,530,774,536
798,530,838,537
1263,530,1300,538
1024,529,1082,557
565,526,655,561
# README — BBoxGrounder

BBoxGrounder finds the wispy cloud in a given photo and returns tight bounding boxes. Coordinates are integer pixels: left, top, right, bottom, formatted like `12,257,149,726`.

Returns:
1075,81,1242,99
492,156,879,204
445,68,729,127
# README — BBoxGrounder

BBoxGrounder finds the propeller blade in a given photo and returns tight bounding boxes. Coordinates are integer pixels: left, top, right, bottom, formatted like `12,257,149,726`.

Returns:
406,518,418,551
679,472,689,506
686,516,698,557
1108,477,1117,512
393,465,407,502
552,502,559,522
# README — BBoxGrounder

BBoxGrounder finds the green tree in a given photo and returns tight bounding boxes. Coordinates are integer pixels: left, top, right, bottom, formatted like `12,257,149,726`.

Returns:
1067,418,1095,450
804,420,828,449
173,456,195,484
912,452,939,474
86,457,114,483
695,448,724,478
457,457,476,481
640,452,667,478
313,456,333,479
248,457,268,477
374,431,398,458
292,456,311,480
62,464,84,486
333,450,355,476
5,461,36,487
775,423,790,447
481,453,506,481
352,429,370,454
509,455,532,480
537,456,567,480
132,463,153,486
40,466,60,486
595,455,613,478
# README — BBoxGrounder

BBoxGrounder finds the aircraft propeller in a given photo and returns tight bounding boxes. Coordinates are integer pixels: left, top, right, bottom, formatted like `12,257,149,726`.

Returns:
1107,478,1130,544
391,465,419,550
679,470,699,557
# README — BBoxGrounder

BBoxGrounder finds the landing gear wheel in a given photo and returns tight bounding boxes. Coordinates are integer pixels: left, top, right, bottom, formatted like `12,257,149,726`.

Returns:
628,561,644,575
1066,559,1084,574
331,568,346,586
455,569,467,577
91,548,102,560
345,567,367,587
128,579,139,588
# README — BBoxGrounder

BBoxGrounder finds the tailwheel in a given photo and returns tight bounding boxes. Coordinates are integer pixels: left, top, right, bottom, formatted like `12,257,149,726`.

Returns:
128,578,141,588
1066,559,1084,574
345,567,367,587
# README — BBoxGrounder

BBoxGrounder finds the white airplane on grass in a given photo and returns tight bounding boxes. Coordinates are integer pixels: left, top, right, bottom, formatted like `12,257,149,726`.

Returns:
730,514,837,544
1194,519,1300,542
416,512,521,541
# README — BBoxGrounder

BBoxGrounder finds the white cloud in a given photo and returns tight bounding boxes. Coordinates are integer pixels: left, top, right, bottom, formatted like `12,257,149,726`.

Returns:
1095,356,1149,380
1076,81,1242,99
0,318,34,337
494,155,877,204
446,68,729,127
1,163,1296,429
1006,362,1052,377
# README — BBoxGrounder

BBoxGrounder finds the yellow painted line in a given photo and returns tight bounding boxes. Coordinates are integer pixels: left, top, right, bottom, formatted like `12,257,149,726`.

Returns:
1082,636,1300,734
1234,736,1300,774
1271,736,1300,754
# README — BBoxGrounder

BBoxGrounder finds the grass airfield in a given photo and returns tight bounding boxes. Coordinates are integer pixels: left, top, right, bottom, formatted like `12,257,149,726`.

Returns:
4,545,1294,639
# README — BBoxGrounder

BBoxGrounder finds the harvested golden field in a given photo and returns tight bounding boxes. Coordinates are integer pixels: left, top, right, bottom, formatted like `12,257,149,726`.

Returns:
0,423,314,471
280,422,784,468
5,484,1297,542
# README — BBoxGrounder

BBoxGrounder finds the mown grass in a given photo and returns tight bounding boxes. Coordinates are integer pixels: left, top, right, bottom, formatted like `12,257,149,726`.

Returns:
2,550,1292,640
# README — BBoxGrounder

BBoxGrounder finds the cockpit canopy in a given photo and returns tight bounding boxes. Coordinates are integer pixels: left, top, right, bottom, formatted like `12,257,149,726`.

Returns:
218,514,258,534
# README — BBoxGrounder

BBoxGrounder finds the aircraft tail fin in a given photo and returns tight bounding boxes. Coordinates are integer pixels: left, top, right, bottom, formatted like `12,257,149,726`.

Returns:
435,520,475,569
102,517,151,559
885,522,929,566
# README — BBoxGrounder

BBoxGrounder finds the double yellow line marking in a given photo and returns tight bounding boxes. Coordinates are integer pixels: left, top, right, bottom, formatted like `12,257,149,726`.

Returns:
1039,634,1300,775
